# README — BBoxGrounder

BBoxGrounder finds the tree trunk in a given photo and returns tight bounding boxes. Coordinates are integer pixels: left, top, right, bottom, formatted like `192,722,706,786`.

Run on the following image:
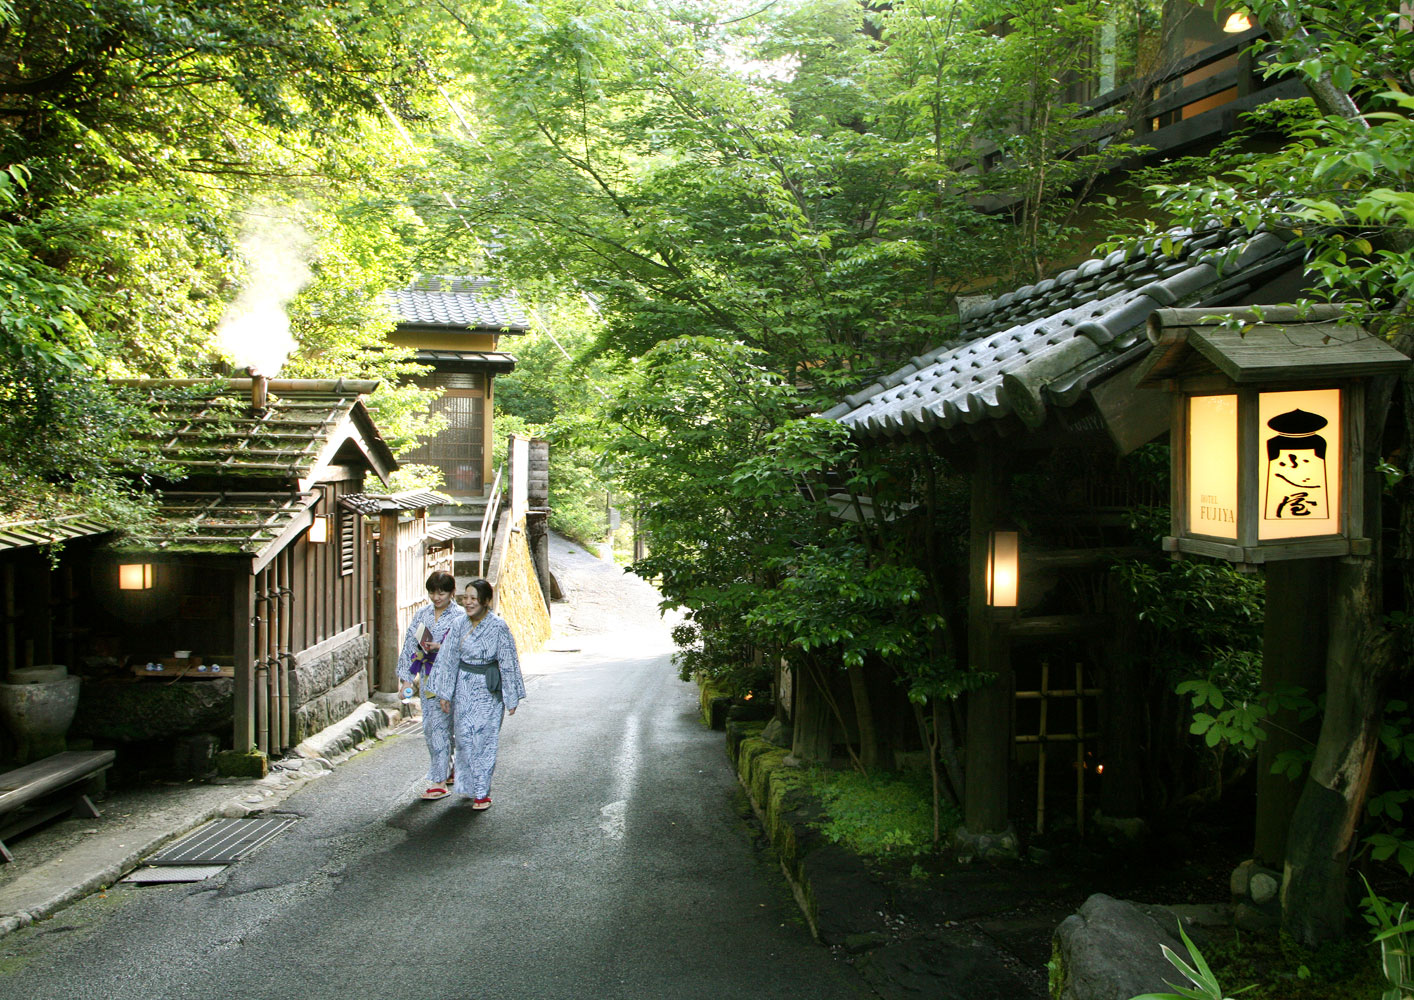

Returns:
1281,556,1393,944
791,660,832,764
846,662,879,770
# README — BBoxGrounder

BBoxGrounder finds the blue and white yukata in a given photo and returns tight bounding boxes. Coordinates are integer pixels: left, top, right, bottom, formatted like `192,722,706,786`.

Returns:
397,604,470,786
425,611,525,801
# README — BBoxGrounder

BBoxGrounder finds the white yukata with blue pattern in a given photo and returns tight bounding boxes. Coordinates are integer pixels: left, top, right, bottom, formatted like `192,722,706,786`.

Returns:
425,611,525,800
397,603,469,786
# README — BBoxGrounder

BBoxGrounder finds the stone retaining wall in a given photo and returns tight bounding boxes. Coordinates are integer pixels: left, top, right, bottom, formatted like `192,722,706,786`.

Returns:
725,720,887,947
291,630,371,742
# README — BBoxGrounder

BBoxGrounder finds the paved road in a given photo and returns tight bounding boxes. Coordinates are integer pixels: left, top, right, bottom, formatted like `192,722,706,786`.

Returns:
0,540,868,1000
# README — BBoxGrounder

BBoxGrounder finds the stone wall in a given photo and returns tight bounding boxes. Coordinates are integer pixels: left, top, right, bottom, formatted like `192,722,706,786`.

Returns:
290,629,371,742
493,514,550,655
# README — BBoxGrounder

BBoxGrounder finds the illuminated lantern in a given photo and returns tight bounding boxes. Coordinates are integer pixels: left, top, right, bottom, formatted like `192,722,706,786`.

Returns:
118,563,154,590
1138,307,1410,565
308,514,329,544
987,530,1019,607
1222,11,1253,32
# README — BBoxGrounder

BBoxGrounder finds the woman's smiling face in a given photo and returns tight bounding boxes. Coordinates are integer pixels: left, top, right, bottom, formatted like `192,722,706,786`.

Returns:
464,587,488,618
429,588,454,611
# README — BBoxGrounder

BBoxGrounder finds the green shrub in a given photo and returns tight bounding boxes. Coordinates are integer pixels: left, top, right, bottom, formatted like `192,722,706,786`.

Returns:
803,767,953,858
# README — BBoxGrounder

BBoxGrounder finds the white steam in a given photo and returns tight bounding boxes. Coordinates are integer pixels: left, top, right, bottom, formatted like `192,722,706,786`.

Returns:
216,207,314,376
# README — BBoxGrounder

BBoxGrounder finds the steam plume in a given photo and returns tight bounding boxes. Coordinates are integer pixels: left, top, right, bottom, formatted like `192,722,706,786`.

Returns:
216,206,314,376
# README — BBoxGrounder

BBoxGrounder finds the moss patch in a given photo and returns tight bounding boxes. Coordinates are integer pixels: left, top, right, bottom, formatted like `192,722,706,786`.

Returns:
214,749,268,778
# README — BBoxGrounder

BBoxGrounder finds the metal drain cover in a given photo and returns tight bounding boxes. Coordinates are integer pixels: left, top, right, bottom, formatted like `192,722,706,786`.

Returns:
391,717,422,735
146,816,297,866
122,865,226,884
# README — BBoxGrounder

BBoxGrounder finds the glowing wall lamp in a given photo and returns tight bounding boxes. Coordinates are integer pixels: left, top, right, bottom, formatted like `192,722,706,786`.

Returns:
1222,10,1253,32
986,530,1020,607
118,563,154,590
1138,307,1410,565
308,514,330,544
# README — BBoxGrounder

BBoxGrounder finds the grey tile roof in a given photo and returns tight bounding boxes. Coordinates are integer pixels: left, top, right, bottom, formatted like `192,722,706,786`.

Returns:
389,276,531,333
824,228,1302,439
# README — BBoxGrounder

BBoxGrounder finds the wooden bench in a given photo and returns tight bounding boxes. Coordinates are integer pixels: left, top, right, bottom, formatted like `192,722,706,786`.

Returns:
0,750,116,862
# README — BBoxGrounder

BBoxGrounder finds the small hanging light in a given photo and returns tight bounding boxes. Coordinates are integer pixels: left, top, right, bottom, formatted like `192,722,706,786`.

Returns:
308,514,329,544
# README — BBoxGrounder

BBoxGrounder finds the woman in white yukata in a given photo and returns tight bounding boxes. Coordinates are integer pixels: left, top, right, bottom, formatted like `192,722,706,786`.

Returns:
396,571,469,801
425,577,525,810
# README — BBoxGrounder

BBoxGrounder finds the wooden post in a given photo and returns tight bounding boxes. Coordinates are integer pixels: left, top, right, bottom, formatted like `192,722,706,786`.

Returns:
482,376,496,493
233,567,256,753
963,449,1014,835
376,511,400,693
255,567,270,755
1255,559,1328,866
1036,662,1049,834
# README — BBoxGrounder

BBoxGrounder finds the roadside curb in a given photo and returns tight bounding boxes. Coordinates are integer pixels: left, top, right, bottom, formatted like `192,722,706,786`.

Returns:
0,698,412,941
725,720,890,950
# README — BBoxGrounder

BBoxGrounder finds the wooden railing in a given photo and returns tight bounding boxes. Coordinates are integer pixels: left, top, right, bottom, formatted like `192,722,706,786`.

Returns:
478,464,504,579
972,27,1307,178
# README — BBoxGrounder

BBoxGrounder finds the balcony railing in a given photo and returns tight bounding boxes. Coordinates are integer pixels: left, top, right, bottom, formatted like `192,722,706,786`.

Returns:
972,26,1308,178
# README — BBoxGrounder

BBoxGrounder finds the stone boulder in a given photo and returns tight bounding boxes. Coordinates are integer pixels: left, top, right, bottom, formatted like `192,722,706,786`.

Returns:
1051,893,1196,1000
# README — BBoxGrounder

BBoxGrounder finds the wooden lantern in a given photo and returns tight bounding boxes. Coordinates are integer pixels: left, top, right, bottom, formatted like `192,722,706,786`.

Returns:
118,563,154,590
987,529,1019,607
1137,306,1410,565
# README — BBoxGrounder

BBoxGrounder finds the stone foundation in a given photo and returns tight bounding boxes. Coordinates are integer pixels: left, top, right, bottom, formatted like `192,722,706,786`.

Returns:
290,630,372,742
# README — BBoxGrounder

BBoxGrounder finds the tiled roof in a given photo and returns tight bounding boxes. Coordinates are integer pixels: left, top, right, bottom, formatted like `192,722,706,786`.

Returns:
112,378,395,482
115,490,317,555
0,514,112,552
389,276,531,332
824,229,1302,438
339,490,452,515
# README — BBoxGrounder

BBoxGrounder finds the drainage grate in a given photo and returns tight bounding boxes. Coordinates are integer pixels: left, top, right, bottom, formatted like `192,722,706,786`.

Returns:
122,865,226,884
391,717,423,736
146,816,297,866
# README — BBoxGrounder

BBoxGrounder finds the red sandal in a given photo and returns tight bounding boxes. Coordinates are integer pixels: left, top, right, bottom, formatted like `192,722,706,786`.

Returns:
471,796,491,810
420,786,450,800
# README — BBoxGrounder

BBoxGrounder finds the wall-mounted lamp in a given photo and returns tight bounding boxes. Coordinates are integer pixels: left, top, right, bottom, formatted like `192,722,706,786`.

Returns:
1222,11,1253,32
118,563,154,591
986,530,1019,608
308,514,329,544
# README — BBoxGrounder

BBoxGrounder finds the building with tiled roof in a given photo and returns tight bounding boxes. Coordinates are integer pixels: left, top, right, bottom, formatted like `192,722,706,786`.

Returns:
0,378,403,765
385,276,529,499
823,226,1309,845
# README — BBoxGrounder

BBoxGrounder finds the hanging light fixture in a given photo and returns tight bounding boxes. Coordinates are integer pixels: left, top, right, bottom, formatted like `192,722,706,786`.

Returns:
308,514,329,544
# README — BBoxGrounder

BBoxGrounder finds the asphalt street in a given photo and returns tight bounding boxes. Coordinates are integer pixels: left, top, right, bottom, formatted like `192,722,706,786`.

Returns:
0,538,869,1000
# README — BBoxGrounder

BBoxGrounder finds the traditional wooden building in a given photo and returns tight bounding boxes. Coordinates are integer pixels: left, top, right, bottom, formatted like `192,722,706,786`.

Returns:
824,226,1307,847
0,377,399,765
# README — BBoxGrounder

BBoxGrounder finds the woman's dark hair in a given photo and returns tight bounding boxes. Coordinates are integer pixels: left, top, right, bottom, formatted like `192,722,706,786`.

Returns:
466,578,493,605
426,571,457,594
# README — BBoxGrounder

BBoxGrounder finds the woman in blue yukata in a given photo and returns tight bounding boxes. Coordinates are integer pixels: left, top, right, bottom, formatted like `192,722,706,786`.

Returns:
397,571,470,801
424,577,525,810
